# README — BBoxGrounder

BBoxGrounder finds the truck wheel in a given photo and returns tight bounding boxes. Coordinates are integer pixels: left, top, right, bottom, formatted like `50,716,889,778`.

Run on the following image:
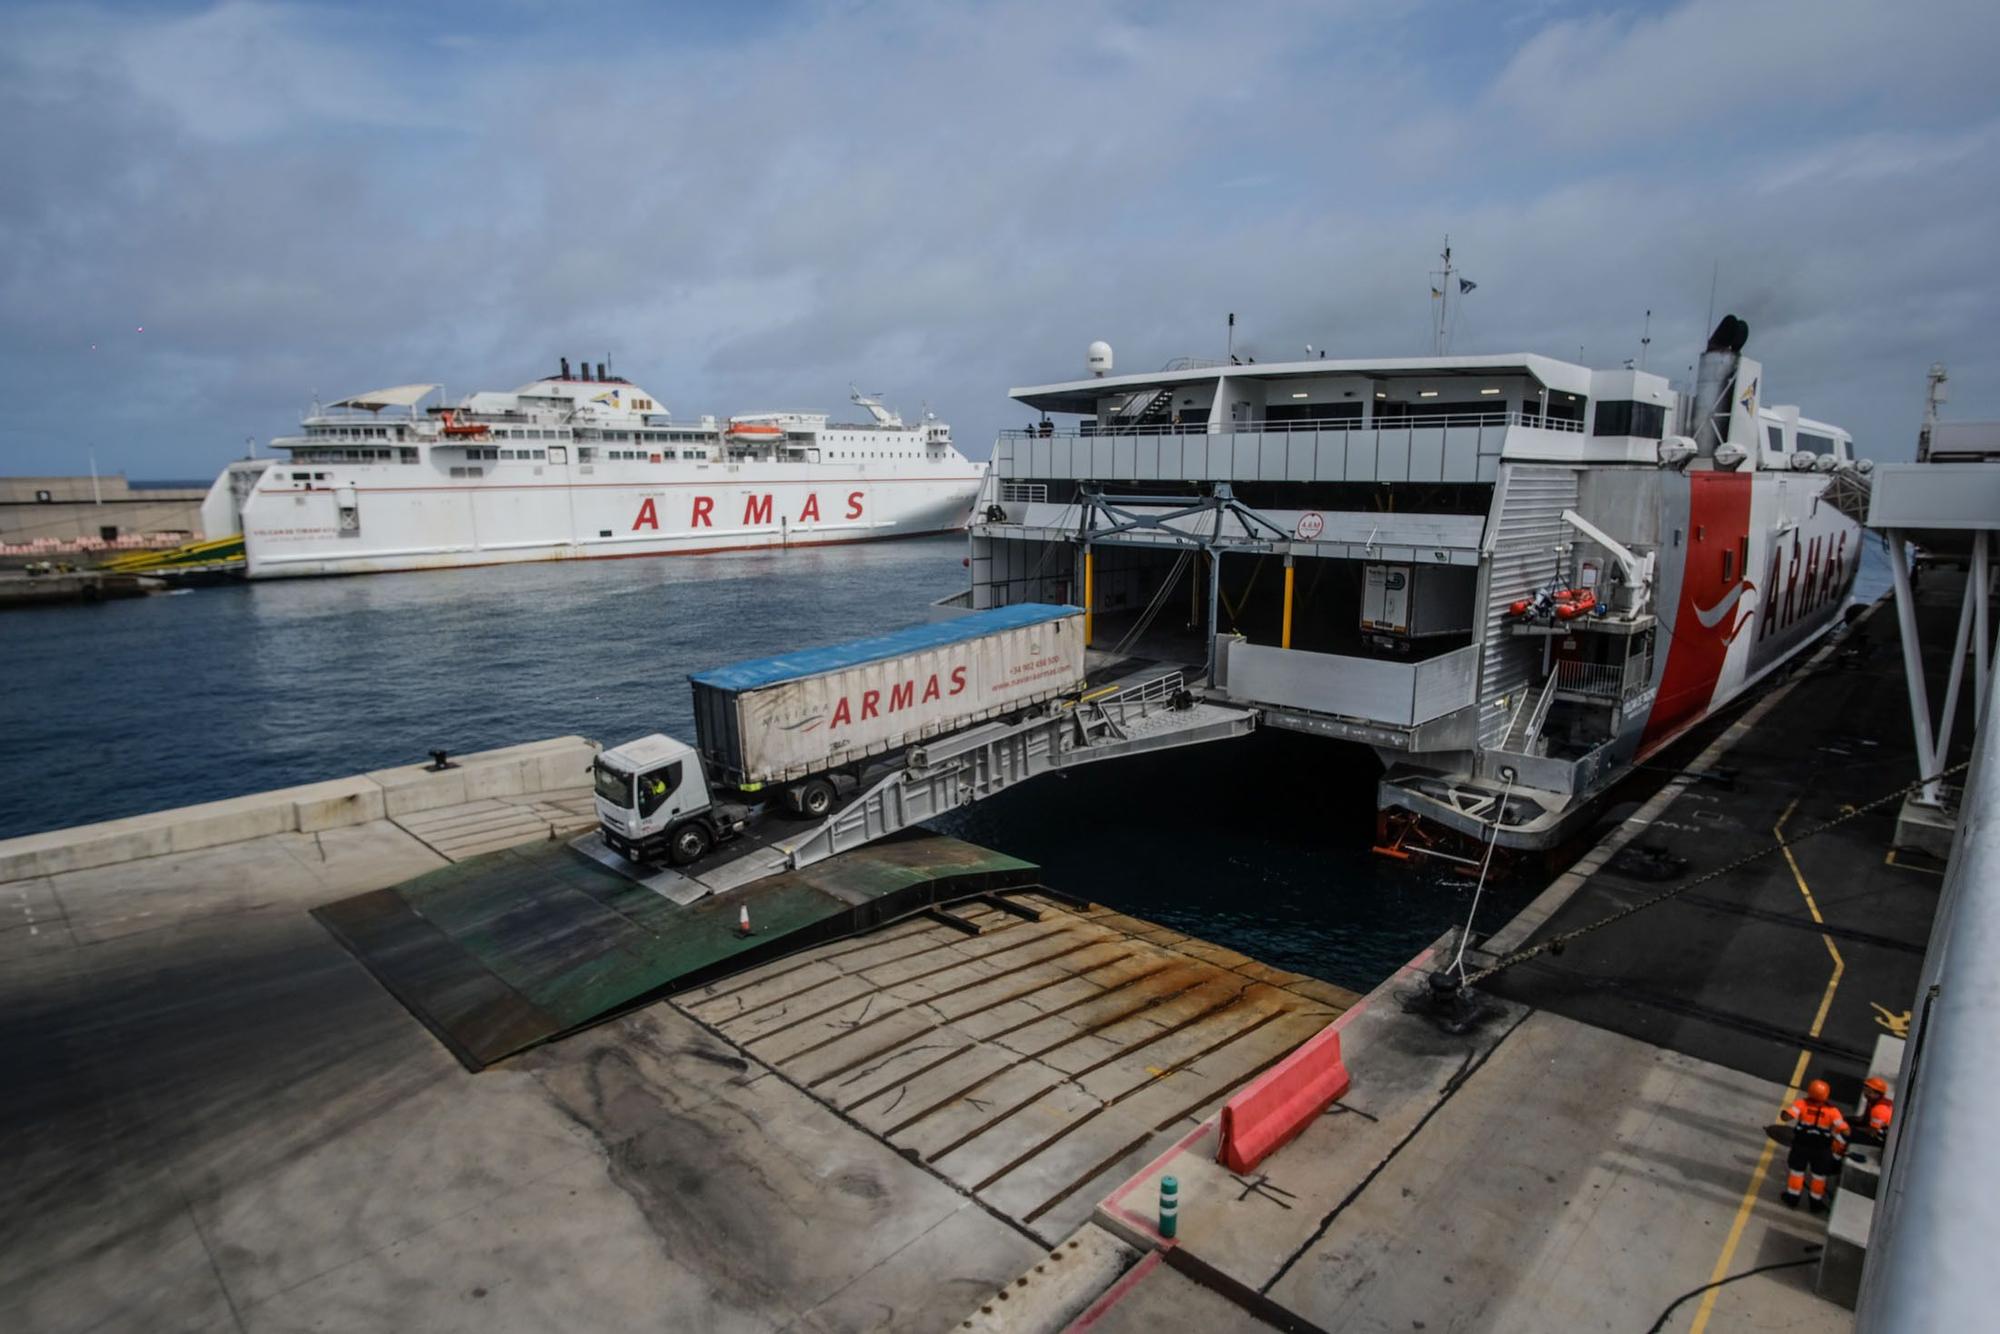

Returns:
667,822,712,866
797,778,836,818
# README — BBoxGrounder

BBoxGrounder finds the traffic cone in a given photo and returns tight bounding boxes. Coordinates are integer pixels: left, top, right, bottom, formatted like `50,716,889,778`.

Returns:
737,904,752,938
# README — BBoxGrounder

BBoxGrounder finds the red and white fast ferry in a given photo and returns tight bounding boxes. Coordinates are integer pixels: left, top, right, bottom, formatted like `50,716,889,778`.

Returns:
210,359,985,578
959,318,1871,849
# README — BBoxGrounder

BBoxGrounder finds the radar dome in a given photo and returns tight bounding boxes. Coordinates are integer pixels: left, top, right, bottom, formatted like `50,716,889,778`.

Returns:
1087,341,1114,377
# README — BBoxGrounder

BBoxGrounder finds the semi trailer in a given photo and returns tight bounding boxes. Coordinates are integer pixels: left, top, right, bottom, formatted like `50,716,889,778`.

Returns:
593,604,1087,865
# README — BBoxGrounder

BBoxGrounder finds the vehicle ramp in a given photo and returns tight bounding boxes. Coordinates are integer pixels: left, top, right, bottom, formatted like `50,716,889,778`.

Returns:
315,831,1038,1071
686,671,1256,895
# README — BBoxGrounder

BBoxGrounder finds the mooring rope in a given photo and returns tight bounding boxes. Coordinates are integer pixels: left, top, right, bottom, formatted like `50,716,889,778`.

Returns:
1464,759,1972,987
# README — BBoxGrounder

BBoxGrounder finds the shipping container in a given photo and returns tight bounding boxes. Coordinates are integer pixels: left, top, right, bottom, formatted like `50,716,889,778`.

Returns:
688,604,1086,787
1360,563,1477,641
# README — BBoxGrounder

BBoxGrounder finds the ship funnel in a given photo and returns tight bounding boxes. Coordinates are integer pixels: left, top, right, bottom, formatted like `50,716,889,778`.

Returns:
597,362,608,382
1689,315,1749,457
580,358,593,382
560,356,571,379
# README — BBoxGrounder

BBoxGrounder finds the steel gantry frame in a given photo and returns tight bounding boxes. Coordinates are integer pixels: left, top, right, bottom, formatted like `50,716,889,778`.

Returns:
1069,482,1295,679
1883,529,1993,807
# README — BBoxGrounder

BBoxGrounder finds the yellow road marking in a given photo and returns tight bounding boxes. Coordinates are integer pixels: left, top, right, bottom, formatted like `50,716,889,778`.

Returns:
1690,800,1844,1334
1871,1003,1911,1037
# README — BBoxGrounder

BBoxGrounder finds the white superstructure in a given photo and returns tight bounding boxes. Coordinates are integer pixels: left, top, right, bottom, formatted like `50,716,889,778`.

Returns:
960,317,1873,851
225,360,984,578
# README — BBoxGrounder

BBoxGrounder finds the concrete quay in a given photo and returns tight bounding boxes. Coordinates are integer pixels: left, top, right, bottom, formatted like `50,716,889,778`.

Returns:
0,742,1054,1332
0,569,164,608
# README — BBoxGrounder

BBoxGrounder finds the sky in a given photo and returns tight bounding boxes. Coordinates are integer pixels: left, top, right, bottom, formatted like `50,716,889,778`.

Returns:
2,0,1997,480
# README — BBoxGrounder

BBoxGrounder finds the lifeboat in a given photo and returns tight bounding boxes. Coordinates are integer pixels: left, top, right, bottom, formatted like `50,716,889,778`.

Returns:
438,409,491,438
725,420,786,446
1510,586,1599,621
1554,590,1598,619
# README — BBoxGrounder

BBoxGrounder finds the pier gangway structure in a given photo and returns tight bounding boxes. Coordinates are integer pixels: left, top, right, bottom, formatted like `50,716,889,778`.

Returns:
597,667,1256,901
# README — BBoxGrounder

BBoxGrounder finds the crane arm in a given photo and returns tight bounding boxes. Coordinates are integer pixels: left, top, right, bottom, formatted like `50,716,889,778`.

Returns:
1560,509,1655,614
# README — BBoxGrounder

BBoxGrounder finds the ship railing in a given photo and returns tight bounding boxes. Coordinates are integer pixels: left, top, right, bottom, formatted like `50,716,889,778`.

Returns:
999,481,1049,504
1553,661,1622,699
1001,410,1584,441
1552,652,1654,701
1070,671,1188,744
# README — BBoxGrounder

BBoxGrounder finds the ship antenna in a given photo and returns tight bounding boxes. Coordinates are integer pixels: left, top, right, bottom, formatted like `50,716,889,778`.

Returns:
1640,309,1653,372
1702,260,1719,346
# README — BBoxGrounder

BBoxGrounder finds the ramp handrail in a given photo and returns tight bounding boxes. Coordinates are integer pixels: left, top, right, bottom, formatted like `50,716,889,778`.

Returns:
774,672,1248,875
1505,668,1560,752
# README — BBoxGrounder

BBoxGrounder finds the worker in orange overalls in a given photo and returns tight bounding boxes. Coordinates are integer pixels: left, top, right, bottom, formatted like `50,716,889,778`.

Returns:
1779,1078,1850,1211
1858,1076,1894,1144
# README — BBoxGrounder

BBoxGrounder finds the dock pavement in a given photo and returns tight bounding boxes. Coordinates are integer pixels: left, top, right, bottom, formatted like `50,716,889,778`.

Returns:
1031,591,1956,1333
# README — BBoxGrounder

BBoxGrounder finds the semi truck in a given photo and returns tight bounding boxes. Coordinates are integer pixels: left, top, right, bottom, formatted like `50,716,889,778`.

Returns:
593,604,1087,866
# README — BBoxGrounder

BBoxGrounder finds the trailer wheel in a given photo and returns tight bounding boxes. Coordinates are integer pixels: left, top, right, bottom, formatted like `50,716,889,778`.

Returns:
667,822,712,866
797,778,836,818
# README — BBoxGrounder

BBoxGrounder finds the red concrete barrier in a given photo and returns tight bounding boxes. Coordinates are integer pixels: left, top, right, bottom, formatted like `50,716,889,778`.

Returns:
1217,1024,1350,1175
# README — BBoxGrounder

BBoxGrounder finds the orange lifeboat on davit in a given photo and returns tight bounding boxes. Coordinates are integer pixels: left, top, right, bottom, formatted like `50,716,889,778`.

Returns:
438,409,491,437
725,420,786,446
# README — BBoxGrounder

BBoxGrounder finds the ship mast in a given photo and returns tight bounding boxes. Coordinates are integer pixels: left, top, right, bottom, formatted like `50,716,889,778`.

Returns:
1431,239,1453,355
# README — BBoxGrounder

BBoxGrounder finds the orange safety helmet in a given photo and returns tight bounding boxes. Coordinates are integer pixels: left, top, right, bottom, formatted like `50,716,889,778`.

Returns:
1864,1076,1889,1098
1806,1078,1832,1103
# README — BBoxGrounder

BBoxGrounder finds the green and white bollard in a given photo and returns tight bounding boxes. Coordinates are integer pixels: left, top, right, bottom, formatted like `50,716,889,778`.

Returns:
1158,1175,1179,1239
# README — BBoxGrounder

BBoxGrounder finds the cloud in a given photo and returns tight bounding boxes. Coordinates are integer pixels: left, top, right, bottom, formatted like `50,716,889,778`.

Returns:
0,0,1996,483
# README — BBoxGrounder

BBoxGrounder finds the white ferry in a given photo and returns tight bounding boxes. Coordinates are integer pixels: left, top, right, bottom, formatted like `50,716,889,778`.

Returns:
956,316,1874,852
206,358,985,578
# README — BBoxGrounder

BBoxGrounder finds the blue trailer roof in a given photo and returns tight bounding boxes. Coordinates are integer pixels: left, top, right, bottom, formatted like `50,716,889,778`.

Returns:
689,603,1082,692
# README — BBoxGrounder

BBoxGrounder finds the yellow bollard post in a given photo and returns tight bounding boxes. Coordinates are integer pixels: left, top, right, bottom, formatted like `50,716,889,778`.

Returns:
1083,545,1094,647
1281,557,1296,650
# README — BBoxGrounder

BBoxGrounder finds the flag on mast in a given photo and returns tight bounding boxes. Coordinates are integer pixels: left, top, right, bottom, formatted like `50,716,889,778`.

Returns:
1459,278,1477,294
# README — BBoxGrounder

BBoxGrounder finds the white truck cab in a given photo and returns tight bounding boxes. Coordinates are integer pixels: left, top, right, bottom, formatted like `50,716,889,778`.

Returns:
592,733,744,866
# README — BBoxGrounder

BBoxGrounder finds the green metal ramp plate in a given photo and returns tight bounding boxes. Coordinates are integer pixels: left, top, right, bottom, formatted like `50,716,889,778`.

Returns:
314,831,1038,1070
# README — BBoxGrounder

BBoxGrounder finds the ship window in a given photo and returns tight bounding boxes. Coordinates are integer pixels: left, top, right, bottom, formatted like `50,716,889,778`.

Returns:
1592,401,1665,439
533,450,546,460
1798,432,1836,457
401,448,418,463
1767,425,1785,454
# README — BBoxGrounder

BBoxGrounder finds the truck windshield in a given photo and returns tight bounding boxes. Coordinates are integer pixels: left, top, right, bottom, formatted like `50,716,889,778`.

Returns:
592,761,634,808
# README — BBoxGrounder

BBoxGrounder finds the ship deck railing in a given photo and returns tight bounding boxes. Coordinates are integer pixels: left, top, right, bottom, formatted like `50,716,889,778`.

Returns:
1002,410,1584,441
1551,654,1653,701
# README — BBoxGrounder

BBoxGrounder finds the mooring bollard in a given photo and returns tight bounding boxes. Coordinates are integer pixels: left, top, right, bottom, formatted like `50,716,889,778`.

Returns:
1159,1175,1179,1239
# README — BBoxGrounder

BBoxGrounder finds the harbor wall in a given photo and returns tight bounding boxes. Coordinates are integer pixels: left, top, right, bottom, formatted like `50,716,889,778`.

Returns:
0,474,208,552
0,735,600,882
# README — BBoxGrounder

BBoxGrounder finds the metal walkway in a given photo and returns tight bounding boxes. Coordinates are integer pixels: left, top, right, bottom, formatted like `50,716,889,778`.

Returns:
611,670,1257,899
